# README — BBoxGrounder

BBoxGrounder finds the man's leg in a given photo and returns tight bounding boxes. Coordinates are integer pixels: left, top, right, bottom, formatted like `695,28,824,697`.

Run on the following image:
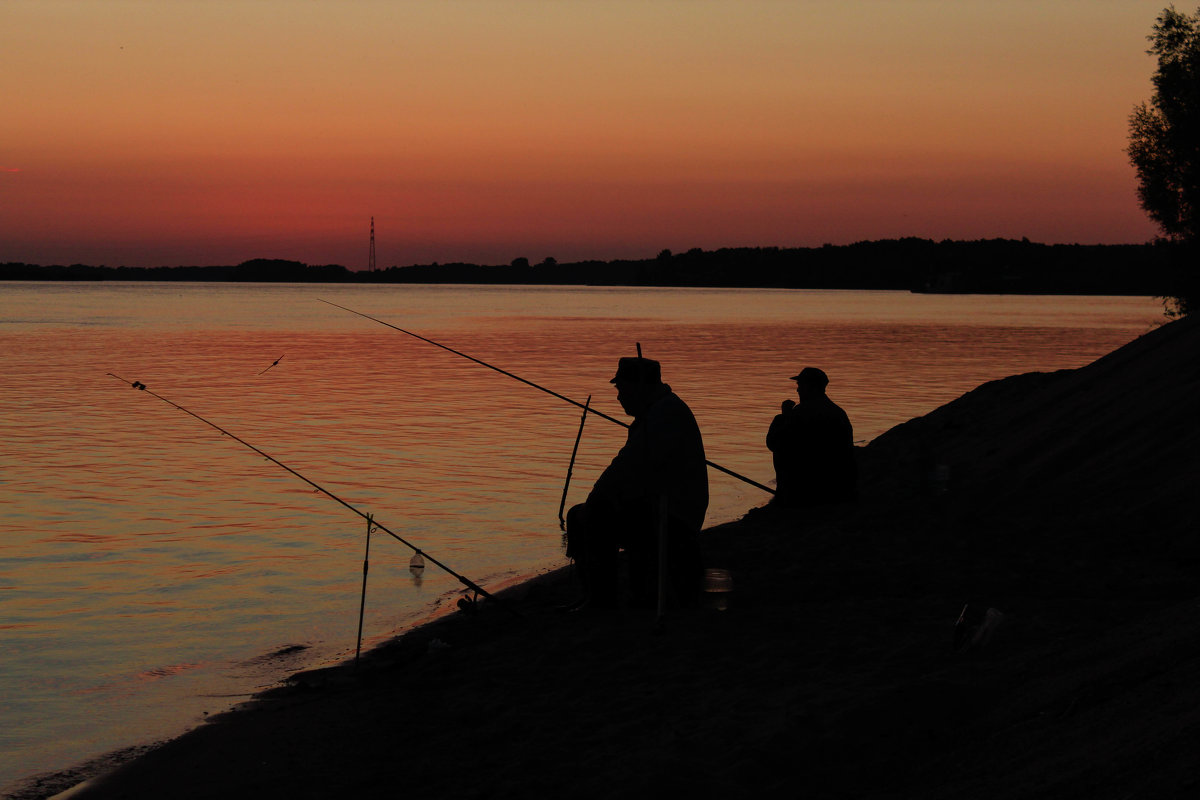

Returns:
618,500,659,608
667,520,702,606
566,501,618,608
628,514,702,609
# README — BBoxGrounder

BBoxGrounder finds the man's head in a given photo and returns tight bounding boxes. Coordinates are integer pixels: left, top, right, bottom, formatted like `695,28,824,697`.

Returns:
790,366,829,402
611,357,663,417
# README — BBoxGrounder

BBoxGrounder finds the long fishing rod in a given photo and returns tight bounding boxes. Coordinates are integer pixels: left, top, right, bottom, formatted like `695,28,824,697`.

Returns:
318,299,776,496
319,298,628,428
105,372,512,615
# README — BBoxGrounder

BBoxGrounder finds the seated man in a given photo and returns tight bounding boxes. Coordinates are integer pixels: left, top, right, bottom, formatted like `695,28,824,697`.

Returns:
766,366,857,508
565,356,708,610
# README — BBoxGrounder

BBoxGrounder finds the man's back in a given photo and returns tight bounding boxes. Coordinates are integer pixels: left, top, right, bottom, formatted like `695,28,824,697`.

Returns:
767,394,856,507
591,385,708,531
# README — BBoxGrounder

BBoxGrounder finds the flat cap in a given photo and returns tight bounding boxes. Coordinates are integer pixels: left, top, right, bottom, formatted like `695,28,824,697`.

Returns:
611,357,662,385
789,367,829,388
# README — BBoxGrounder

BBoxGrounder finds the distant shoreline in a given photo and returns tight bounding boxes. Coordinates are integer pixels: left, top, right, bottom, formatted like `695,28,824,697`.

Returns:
1,238,1186,297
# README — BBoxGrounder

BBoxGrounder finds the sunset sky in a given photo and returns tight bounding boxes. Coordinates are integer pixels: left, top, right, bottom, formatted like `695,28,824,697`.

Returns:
1,1,1171,268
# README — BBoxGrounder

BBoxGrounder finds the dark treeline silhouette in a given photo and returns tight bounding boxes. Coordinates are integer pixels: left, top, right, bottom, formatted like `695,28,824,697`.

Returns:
1,239,1187,296
0,258,351,283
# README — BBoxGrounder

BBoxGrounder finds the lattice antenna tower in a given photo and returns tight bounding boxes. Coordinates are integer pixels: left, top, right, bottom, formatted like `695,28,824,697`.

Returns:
368,216,376,272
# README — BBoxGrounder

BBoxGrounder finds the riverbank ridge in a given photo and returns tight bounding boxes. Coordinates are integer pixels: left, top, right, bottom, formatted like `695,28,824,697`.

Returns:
13,312,1200,799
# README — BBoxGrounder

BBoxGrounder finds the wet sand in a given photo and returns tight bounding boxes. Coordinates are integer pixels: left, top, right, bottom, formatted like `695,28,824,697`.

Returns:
14,313,1200,799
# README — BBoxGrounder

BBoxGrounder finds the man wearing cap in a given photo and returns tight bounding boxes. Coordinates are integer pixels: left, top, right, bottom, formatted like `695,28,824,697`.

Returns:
565,356,708,610
766,366,857,508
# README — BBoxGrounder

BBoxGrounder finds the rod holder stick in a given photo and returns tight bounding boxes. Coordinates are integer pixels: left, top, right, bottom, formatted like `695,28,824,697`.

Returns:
318,299,776,497
558,394,591,531
656,494,669,621
636,342,642,357
355,513,373,667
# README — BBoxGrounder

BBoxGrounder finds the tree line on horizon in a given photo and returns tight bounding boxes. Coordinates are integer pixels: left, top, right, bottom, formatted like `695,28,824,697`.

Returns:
0,238,1187,298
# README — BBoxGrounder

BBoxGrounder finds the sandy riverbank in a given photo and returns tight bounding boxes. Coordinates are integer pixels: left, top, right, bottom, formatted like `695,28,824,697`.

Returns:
13,312,1200,799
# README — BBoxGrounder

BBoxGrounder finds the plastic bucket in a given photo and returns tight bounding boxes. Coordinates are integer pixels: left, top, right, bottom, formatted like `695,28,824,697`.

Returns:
702,568,733,611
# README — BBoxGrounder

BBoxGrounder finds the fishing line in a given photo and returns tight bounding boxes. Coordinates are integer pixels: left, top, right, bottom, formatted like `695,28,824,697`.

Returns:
317,298,776,496
105,372,511,614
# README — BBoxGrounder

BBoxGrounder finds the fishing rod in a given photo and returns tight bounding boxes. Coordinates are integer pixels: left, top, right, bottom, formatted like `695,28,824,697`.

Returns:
355,514,374,667
105,372,513,616
319,298,627,429
318,299,776,496
558,394,591,531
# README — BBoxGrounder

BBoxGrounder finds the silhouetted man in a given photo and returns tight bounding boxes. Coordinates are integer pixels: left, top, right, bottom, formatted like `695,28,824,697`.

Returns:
766,367,856,508
565,357,708,610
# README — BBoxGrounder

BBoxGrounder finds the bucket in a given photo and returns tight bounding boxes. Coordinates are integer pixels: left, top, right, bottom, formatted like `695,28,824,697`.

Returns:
702,568,733,611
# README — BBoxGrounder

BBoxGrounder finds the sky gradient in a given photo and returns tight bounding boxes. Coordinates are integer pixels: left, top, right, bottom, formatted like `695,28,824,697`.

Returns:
1,1,1171,268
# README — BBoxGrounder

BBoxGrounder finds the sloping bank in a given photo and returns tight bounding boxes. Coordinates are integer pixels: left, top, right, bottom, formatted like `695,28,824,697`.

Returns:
32,314,1200,799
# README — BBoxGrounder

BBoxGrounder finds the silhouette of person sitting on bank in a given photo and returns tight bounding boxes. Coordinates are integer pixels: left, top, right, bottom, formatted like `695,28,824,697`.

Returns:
565,356,708,611
766,367,857,508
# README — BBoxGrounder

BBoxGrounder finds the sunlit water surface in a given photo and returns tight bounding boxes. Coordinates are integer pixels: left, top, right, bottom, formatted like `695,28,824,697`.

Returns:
0,282,1162,790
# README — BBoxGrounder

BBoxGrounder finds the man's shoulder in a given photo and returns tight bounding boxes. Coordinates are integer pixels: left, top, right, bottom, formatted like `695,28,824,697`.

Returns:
647,389,700,427
655,389,693,415
814,394,849,414
794,396,848,425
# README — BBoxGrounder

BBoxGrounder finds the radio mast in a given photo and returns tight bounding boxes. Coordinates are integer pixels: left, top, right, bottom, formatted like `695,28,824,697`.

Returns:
368,217,376,272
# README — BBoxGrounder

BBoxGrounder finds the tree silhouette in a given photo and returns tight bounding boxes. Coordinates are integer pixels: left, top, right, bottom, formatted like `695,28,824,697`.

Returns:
1128,5,1200,315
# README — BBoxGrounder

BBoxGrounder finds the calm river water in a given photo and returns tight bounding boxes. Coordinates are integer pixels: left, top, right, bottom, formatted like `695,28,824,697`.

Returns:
0,282,1163,791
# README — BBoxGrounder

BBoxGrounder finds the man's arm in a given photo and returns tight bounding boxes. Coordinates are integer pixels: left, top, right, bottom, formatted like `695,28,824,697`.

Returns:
766,407,793,452
589,393,697,509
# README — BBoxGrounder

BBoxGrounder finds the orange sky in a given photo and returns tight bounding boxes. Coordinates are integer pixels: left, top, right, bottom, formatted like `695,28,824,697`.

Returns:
1,1,1168,268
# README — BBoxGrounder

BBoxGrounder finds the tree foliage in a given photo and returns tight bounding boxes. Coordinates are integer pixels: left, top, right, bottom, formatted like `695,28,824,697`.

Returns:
1128,6,1200,315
